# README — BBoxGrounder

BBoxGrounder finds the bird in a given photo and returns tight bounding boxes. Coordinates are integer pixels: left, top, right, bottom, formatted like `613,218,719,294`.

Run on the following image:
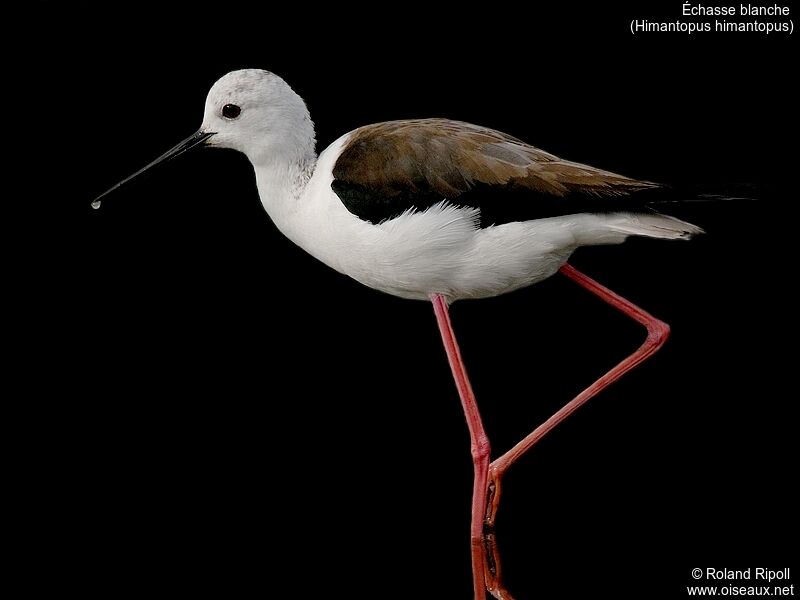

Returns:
92,68,702,600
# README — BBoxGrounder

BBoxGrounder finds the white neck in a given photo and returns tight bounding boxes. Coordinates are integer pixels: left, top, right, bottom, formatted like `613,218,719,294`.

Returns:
246,98,318,216
254,152,314,217
252,133,368,278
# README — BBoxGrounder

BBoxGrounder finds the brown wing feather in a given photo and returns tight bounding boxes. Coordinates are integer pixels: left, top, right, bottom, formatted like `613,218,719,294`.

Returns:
333,118,658,197
331,118,661,225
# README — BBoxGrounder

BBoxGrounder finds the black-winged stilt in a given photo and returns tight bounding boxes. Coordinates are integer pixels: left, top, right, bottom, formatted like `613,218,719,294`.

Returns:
92,69,702,599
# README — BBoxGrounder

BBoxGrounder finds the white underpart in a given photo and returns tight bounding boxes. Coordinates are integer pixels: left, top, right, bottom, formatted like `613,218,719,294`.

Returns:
257,135,700,301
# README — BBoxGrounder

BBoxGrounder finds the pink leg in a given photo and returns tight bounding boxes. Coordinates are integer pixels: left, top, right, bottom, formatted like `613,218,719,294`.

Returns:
483,263,671,597
431,293,491,600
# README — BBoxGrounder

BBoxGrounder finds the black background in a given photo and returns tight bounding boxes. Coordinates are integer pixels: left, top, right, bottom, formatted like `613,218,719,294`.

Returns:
22,2,796,598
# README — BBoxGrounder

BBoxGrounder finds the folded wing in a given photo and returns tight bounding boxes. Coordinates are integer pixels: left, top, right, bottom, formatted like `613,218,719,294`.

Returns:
331,118,662,226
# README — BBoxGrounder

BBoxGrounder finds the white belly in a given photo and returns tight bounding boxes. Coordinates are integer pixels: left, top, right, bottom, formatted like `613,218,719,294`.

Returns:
323,202,578,301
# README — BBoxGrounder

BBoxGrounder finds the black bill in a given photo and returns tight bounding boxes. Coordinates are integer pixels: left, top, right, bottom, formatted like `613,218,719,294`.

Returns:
91,130,215,209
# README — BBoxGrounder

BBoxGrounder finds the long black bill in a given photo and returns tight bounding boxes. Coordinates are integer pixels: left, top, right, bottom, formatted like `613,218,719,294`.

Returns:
91,130,215,209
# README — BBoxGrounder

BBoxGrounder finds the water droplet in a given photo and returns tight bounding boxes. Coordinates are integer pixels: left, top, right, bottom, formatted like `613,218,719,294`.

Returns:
91,200,102,210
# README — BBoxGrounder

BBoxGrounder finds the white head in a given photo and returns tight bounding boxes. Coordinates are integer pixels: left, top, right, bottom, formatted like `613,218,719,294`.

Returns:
201,69,316,166
91,69,316,208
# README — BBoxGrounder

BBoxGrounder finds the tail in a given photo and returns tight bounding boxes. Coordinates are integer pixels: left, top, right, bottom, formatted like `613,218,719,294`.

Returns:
567,182,764,245
571,211,704,246
606,211,704,240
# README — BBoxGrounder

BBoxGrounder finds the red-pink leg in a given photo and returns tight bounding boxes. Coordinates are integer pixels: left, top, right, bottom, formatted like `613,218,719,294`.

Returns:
431,293,491,600
483,263,671,597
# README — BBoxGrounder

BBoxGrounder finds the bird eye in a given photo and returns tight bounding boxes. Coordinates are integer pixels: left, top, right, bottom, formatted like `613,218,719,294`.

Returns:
222,104,241,119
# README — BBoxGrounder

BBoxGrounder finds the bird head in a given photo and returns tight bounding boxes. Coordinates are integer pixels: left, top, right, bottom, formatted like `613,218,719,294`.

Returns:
91,68,314,208
201,69,314,166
